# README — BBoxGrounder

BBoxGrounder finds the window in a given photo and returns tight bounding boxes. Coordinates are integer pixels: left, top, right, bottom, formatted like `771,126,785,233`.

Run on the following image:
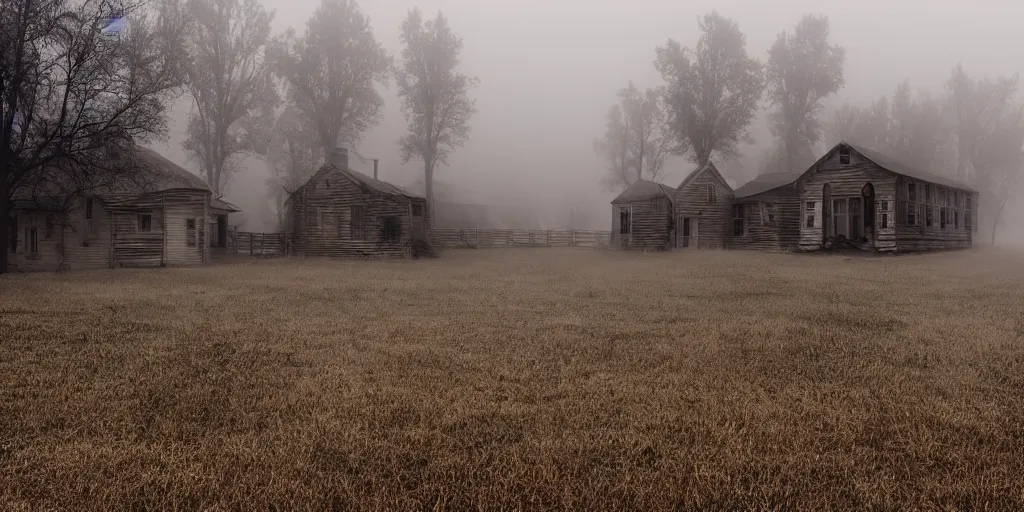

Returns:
45,214,54,239
619,207,631,234
880,200,889,229
25,227,38,257
139,214,152,232
706,184,716,203
832,198,848,237
85,198,93,220
905,202,916,226
82,197,96,245
381,216,401,243
412,203,423,216
186,219,196,247
805,201,816,228
926,204,934,227
839,145,851,164
954,209,960,229
908,182,917,203
940,206,947,229
762,202,776,226
732,204,745,236
350,206,365,240
925,184,933,204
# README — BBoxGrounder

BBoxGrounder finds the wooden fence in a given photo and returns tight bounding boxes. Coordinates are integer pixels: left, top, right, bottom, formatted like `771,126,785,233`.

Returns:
428,229,611,248
219,228,611,257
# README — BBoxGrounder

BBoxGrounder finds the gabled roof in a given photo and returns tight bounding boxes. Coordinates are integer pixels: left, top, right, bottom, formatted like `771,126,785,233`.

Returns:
210,197,241,213
734,142,978,199
734,172,802,199
845,143,976,193
303,162,425,200
611,179,676,204
677,160,731,193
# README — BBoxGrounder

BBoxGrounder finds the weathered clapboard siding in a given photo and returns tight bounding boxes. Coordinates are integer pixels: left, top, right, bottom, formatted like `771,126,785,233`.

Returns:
893,176,977,252
675,167,732,250
163,191,208,266
7,197,117,272
290,165,426,258
729,185,801,251
798,150,898,252
611,197,673,250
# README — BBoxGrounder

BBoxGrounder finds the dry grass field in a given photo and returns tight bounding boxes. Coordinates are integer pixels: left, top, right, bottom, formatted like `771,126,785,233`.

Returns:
2,248,1024,510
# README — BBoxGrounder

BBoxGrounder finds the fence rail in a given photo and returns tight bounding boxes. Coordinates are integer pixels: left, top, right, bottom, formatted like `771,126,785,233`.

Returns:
428,229,611,248
219,228,611,257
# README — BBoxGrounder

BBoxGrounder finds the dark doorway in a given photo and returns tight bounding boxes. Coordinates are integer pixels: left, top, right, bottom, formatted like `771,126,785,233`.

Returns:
822,184,832,238
862,183,876,243
217,215,228,248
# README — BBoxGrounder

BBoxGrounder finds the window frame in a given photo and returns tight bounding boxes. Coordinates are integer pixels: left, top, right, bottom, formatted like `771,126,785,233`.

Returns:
381,216,401,244
838,146,851,165
731,204,745,237
139,214,153,233
805,201,816,229
706,184,716,203
350,205,365,240
186,218,197,247
619,206,631,235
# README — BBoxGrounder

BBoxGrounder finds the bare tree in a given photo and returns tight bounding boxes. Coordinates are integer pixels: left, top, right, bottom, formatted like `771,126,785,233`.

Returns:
395,8,477,227
181,0,277,196
273,0,390,159
766,14,845,171
946,67,1024,244
656,11,764,166
263,105,320,228
594,83,674,192
1,0,187,274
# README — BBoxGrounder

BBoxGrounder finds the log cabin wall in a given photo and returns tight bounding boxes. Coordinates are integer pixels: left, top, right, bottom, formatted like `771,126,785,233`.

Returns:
675,170,733,249
612,196,673,250
729,185,801,251
104,189,208,267
291,167,419,258
798,151,898,252
893,177,976,251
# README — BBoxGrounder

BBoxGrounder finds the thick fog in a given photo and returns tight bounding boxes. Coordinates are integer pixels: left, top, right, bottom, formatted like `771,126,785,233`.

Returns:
148,0,1024,239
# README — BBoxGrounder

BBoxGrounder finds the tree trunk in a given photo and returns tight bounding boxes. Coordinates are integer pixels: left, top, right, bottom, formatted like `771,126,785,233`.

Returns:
424,161,434,229
0,183,9,275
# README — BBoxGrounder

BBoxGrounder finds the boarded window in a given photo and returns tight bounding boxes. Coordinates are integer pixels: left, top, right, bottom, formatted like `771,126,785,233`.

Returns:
186,219,196,247
412,203,423,216
139,214,152,232
732,204,745,236
619,207,630,234
805,201,815,228
350,206,365,240
706,184,716,203
381,216,401,243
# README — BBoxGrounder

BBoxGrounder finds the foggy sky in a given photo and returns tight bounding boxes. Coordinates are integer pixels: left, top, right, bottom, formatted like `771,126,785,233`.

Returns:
149,0,1024,232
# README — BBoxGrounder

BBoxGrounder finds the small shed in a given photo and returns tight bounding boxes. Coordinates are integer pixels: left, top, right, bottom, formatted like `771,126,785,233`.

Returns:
610,179,676,250
286,148,428,258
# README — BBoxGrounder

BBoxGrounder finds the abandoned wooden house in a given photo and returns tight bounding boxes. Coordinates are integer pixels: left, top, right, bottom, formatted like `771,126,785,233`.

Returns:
672,161,734,250
7,146,238,272
286,147,429,258
793,142,978,252
610,179,676,250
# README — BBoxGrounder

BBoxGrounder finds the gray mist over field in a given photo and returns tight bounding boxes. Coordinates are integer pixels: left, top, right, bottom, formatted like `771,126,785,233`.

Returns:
148,0,1024,242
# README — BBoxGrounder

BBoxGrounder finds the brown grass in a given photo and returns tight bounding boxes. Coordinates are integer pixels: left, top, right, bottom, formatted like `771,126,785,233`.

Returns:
2,248,1024,510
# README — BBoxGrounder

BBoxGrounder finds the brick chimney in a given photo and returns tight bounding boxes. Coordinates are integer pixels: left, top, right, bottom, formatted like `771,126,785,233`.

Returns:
329,147,348,168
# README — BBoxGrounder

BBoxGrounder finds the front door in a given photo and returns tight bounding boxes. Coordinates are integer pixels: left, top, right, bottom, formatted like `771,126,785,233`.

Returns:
411,204,425,240
677,217,697,249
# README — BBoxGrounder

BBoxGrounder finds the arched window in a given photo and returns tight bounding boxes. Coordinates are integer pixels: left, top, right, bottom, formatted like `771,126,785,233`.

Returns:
706,184,716,202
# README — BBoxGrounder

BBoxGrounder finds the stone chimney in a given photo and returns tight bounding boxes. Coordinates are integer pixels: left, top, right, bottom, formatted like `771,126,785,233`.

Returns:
329,147,348,168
